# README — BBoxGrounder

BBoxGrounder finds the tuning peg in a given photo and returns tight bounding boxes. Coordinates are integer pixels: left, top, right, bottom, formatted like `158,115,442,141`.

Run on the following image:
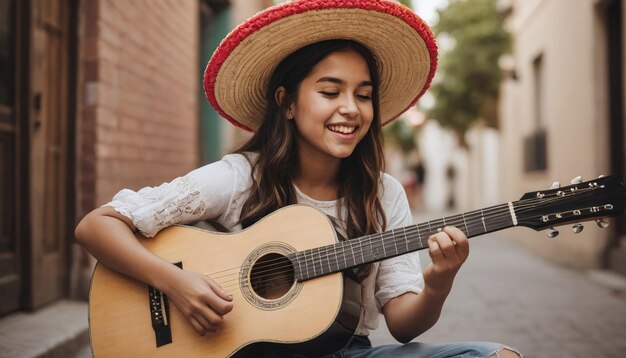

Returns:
570,176,583,184
596,219,610,228
572,224,584,233
547,227,559,238
549,181,561,189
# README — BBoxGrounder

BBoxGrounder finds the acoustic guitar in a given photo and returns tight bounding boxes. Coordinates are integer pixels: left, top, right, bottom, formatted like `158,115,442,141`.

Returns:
88,176,625,357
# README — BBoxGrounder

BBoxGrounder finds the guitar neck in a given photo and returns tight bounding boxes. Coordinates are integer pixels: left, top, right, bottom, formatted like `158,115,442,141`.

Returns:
292,202,517,281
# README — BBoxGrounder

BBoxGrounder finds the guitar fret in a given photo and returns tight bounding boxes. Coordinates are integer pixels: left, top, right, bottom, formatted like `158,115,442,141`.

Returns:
372,235,377,258
315,248,322,275
380,233,386,257
309,250,315,279
369,235,377,260
316,248,323,276
461,212,469,236
332,244,338,272
381,233,387,258
295,203,517,281
417,224,424,249
349,240,357,267
403,227,409,252
304,250,311,280
392,229,398,255
481,209,487,232
304,250,315,278
326,246,332,274
355,240,365,262
296,252,304,280
374,235,380,260
309,249,316,277
358,241,366,263
418,224,426,250
383,238,391,256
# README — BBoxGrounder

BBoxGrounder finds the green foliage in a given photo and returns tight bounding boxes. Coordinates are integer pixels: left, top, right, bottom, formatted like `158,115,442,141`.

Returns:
398,0,413,9
383,119,417,153
427,0,510,138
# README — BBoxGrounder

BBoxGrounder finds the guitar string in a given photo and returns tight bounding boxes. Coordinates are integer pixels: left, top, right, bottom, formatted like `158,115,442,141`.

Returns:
206,206,511,283
291,196,605,278
191,188,605,289
205,187,600,280
202,191,606,289
206,185,604,279
210,201,605,291
205,190,580,281
210,214,519,292
212,203,589,295
210,203,603,290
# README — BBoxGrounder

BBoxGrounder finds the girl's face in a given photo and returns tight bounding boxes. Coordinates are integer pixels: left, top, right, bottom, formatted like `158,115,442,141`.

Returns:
288,49,374,162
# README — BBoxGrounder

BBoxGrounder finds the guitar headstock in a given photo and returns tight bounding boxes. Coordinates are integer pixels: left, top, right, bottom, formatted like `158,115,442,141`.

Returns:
514,176,625,231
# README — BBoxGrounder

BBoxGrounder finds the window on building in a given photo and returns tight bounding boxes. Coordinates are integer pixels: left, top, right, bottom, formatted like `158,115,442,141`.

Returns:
524,54,547,172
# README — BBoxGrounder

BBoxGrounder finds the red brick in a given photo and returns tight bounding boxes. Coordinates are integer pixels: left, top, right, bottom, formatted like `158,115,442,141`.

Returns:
77,0,199,201
95,143,118,159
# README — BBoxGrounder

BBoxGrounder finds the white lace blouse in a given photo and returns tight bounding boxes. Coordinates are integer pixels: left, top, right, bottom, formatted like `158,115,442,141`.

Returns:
105,153,424,336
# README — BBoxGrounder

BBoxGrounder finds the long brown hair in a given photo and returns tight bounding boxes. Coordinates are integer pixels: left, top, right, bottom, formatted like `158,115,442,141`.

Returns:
236,40,387,279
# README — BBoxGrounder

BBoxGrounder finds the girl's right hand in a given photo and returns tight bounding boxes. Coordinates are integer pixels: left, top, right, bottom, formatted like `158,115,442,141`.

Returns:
161,269,234,336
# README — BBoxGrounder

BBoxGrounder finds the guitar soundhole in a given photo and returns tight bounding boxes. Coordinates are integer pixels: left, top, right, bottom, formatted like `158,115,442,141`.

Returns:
250,253,295,300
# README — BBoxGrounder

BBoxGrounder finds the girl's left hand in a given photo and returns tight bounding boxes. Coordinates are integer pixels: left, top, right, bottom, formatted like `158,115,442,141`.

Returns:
423,226,469,297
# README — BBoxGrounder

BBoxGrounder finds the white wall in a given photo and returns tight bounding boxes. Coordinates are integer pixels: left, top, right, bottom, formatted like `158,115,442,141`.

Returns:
498,0,613,269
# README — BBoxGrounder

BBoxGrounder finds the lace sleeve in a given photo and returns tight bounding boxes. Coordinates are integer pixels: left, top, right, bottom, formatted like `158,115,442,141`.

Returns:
104,154,250,237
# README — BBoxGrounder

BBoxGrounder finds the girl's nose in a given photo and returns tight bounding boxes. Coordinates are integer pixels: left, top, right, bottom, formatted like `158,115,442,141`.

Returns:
338,97,359,118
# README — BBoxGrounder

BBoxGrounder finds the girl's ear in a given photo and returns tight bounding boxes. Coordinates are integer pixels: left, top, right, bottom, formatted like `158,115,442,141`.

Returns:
274,86,294,119
274,86,286,105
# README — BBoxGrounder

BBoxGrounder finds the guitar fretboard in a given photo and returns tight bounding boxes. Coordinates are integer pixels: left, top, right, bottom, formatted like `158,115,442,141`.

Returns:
290,203,515,281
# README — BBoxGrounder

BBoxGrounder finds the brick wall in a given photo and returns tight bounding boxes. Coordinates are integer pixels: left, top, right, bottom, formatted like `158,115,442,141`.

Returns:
78,0,200,212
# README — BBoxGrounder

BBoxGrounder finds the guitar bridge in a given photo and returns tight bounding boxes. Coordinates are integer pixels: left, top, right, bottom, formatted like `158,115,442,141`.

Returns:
147,261,182,348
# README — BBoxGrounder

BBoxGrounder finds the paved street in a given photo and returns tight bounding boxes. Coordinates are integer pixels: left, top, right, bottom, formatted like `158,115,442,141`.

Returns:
369,213,626,358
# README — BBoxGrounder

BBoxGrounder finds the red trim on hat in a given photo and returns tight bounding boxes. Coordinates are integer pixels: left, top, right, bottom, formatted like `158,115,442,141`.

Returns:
204,0,438,132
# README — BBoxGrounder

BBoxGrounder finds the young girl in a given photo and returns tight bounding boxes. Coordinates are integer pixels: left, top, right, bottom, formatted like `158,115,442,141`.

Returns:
76,1,521,357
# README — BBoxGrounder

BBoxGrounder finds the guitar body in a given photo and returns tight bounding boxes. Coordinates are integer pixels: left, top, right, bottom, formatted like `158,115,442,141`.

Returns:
89,205,359,357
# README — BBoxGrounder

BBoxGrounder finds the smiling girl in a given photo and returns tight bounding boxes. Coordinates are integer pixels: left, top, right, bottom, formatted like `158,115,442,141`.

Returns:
75,1,521,357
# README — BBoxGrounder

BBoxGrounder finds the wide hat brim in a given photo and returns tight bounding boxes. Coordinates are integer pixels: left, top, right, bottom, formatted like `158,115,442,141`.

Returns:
204,0,438,132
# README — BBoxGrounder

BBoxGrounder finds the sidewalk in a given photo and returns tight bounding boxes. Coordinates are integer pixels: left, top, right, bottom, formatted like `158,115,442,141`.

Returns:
368,212,626,358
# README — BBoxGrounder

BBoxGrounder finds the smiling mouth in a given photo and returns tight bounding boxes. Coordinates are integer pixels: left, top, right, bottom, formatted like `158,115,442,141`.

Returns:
327,125,358,135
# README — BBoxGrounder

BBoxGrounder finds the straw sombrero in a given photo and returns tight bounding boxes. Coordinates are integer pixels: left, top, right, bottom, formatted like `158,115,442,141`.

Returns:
204,0,438,132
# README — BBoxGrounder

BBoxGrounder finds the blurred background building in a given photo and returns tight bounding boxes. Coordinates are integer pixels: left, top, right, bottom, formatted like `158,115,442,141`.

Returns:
0,0,624,356
498,0,625,273
400,0,625,276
